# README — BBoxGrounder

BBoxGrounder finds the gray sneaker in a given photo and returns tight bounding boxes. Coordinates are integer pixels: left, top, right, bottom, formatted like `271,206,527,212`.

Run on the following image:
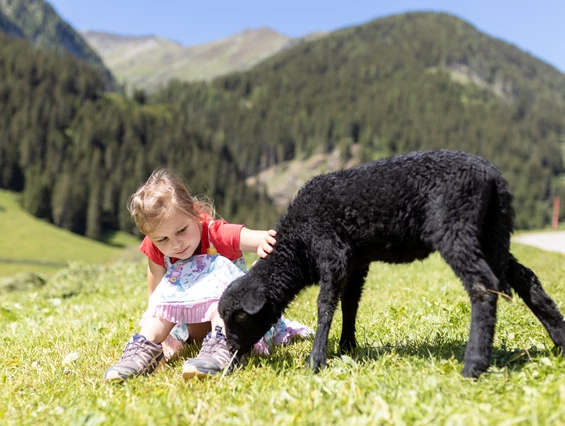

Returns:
182,326,234,379
105,334,164,382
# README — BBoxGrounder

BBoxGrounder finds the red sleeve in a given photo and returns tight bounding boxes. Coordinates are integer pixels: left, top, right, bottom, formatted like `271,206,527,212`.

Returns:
207,219,244,261
139,236,168,267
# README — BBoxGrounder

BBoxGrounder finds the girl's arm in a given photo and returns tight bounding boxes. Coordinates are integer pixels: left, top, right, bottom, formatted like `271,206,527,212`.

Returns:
239,228,277,257
147,259,166,299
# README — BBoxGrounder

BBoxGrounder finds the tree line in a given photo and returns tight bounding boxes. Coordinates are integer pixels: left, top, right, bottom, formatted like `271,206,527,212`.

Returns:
0,12,564,241
0,33,280,239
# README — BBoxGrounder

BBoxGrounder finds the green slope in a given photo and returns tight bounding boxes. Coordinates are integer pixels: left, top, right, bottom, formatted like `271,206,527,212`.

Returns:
0,190,141,276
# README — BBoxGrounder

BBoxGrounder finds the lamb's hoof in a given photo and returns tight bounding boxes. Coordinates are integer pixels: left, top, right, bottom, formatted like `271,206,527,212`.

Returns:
339,339,357,354
306,355,327,372
461,364,487,379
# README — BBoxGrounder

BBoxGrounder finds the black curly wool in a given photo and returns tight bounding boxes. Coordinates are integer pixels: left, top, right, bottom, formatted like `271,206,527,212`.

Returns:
219,150,565,378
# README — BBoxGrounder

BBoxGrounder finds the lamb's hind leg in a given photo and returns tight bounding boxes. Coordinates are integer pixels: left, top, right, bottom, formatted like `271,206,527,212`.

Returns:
507,255,565,349
438,235,500,378
339,265,369,353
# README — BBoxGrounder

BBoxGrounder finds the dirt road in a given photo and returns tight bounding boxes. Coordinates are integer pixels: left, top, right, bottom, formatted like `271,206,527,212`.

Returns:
513,231,565,255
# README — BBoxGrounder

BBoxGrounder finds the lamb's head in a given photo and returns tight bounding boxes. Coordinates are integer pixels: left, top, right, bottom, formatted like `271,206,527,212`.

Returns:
218,271,279,357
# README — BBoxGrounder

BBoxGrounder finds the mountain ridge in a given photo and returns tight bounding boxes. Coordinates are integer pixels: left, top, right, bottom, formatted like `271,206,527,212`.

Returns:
81,27,327,91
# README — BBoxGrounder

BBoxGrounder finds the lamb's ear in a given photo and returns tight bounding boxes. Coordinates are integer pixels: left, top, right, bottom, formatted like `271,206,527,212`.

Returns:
241,287,266,315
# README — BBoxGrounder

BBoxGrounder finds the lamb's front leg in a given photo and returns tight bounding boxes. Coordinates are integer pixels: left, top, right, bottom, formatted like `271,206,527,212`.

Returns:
308,280,341,372
339,265,369,353
309,239,351,371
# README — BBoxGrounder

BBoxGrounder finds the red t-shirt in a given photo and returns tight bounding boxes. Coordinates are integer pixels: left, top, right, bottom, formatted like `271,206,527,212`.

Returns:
139,215,245,267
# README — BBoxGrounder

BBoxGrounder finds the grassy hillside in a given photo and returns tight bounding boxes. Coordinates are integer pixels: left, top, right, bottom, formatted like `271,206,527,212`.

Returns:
0,190,140,276
82,28,294,92
2,244,565,424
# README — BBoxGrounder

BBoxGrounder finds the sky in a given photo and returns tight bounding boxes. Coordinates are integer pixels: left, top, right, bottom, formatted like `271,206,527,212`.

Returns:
49,0,565,73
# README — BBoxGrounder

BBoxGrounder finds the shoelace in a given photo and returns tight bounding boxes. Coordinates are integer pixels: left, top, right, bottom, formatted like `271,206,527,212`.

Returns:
205,334,231,364
121,340,157,366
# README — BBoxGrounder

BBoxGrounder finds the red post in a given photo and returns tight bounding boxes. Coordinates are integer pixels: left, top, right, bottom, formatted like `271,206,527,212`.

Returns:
553,197,560,230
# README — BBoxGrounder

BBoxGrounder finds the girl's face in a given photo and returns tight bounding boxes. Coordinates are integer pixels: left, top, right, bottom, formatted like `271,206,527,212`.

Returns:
148,211,202,260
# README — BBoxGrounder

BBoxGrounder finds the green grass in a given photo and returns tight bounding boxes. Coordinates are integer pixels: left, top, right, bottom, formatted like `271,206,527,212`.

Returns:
2,244,565,425
0,190,142,276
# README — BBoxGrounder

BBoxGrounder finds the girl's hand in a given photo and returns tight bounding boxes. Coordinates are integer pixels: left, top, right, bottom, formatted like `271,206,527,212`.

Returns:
257,229,277,258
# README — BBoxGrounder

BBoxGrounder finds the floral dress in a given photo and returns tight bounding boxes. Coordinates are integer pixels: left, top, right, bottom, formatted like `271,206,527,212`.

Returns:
141,224,312,360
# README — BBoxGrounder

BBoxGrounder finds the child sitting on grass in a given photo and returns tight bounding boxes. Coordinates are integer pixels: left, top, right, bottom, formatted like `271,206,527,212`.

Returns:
105,168,311,381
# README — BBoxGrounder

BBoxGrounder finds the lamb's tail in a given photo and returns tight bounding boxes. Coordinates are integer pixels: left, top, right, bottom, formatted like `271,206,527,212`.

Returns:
492,172,516,241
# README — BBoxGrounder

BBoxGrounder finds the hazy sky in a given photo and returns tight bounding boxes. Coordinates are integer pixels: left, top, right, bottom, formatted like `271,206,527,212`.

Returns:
49,0,565,72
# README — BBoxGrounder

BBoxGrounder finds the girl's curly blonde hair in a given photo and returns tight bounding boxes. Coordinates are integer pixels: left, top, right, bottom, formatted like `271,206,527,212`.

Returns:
128,168,215,235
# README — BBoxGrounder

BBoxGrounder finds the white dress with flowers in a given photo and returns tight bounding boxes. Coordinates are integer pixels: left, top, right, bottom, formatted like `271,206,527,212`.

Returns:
140,224,312,359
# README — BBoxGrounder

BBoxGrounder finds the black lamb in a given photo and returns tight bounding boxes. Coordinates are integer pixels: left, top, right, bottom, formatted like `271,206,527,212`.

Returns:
219,149,565,378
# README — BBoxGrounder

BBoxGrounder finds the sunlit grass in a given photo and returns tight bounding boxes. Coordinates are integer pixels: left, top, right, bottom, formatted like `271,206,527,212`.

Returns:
2,243,565,424
0,190,140,276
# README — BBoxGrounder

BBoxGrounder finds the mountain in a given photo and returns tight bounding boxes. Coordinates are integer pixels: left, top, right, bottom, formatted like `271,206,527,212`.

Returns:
0,11,564,237
153,12,565,229
81,28,321,92
0,8,22,37
0,0,114,89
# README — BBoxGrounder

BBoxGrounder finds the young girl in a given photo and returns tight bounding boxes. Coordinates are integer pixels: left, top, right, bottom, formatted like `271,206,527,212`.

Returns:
105,168,311,381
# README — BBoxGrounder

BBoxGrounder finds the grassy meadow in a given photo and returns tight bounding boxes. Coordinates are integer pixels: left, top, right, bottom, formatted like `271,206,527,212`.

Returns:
0,190,141,277
2,242,565,425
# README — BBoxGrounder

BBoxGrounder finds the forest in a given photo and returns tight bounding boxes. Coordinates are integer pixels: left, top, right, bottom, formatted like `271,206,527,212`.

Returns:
0,12,564,239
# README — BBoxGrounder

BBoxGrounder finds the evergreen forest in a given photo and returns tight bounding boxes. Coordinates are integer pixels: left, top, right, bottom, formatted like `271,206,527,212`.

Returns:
1,12,564,240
